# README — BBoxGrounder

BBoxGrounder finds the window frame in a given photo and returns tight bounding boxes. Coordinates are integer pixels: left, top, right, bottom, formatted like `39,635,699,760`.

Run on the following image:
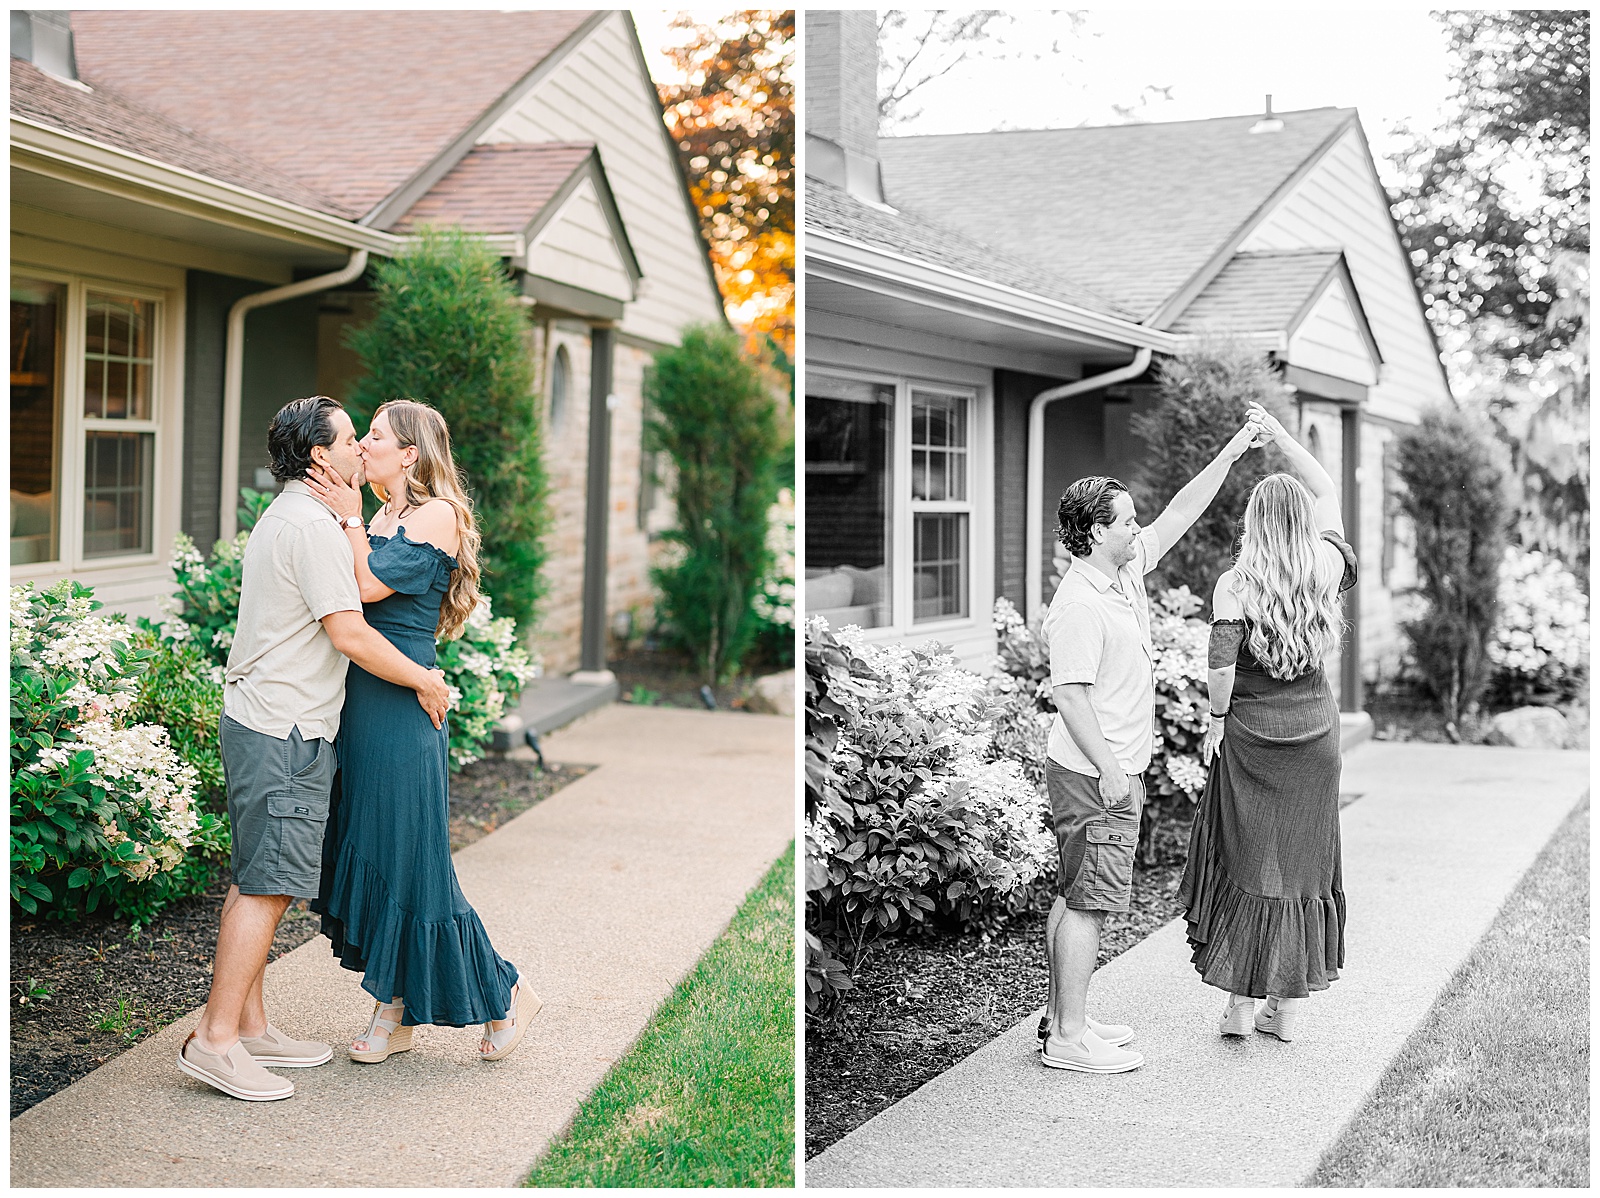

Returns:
806,366,990,638
10,268,171,573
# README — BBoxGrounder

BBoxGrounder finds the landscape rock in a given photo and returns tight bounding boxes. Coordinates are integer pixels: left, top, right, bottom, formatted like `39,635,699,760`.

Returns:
1484,705,1570,749
745,669,795,716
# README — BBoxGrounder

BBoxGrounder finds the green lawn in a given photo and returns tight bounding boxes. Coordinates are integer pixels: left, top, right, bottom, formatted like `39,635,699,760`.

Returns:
525,842,795,1188
1311,795,1590,1187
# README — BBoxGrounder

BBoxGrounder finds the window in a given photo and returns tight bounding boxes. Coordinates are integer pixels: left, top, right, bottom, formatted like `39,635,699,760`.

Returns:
9,272,165,569
805,371,982,632
11,280,64,565
910,389,970,622
805,375,894,628
549,343,570,435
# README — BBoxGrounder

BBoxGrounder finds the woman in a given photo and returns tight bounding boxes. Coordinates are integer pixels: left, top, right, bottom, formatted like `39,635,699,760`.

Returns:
305,399,537,1063
1177,401,1357,1043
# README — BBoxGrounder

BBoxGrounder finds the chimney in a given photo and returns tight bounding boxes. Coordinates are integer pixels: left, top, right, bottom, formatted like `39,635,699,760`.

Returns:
1249,94,1283,134
806,10,887,205
11,11,81,84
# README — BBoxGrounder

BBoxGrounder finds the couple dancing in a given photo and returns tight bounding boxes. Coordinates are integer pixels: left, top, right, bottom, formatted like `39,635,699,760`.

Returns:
1039,402,1355,1073
178,396,537,1102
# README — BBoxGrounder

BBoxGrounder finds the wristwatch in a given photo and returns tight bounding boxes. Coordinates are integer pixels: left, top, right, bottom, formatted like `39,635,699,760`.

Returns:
340,515,364,530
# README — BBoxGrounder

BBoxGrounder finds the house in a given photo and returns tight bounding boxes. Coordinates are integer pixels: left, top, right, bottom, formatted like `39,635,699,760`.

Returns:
804,10,1446,715
10,9,725,693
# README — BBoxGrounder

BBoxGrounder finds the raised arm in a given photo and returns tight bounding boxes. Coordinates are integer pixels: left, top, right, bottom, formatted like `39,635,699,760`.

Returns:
1146,417,1263,560
1245,403,1342,536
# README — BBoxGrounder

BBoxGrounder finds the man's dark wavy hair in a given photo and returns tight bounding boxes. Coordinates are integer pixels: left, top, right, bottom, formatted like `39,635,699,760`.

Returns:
267,395,343,482
1056,475,1128,557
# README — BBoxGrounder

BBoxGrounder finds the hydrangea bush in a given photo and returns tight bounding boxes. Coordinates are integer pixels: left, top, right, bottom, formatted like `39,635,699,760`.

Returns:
751,487,796,667
987,590,1210,861
435,596,541,770
168,487,272,669
1487,546,1590,703
804,617,1053,1014
10,582,205,922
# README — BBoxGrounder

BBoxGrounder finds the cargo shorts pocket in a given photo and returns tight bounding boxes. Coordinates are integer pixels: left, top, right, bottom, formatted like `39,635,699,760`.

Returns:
266,739,334,882
1069,819,1138,909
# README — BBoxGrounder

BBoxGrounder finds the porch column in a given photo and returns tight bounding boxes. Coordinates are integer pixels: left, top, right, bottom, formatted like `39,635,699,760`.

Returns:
576,323,615,680
1340,408,1362,712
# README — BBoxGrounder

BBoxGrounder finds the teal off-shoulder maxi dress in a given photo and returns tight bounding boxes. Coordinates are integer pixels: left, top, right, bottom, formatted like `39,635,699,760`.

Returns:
312,529,518,1027
1177,531,1359,1000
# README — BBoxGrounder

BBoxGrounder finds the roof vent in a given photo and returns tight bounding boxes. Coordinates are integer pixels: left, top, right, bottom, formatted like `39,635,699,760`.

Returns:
11,10,85,87
1249,94,1283,134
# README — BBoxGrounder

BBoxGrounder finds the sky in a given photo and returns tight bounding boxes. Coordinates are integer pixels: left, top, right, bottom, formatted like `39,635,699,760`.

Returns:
873,7,1461,187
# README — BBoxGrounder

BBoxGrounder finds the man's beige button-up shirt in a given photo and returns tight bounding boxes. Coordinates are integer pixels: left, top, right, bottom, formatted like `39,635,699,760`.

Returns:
223,480,363,741
1043,525,1164,776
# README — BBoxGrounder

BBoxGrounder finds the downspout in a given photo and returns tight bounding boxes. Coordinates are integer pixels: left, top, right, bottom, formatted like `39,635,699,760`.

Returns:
1024,347,1154,621
218,248,370,539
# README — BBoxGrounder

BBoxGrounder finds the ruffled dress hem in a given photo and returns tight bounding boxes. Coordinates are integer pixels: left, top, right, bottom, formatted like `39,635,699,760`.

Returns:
312,843,515,1028
1178,833,1345,1000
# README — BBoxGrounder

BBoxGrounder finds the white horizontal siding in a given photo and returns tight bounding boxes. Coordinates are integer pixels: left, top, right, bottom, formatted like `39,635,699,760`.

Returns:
527,179,634,302
1241,127,1450,424
482,12,723,346
1289,278,1379,385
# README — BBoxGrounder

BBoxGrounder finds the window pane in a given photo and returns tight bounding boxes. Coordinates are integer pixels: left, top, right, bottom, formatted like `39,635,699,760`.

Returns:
914,512,969,622
84,292,154,419
83,431,153,558
910,390,968,501
11,278,65,565
805,378,893,629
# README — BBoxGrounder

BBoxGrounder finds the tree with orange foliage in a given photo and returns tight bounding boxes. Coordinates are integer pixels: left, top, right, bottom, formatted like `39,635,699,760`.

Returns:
657,10,794,352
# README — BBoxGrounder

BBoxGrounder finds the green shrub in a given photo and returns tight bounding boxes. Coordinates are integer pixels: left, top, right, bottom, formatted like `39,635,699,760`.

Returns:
10,582,204,924
169,487,271,669
647,325,784,683
803,618,1053,1016
1130,338,1294,601
1396,406,1510,728
750,488,796,669
345,225,549,633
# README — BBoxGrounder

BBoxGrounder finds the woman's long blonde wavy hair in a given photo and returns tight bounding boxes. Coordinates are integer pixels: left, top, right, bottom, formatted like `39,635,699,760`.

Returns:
1230,473,1342,680
369,400,481,641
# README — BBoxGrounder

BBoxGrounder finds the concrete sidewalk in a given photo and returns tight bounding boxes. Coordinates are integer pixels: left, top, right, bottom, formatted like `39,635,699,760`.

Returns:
11,705,794,1188
806,742,1590,1188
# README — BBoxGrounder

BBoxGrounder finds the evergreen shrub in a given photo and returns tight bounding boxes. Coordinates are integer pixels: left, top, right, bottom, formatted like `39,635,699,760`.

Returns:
345,225,548,632
1395,406,1510,728
1130,338,1293,601
646,324,783,682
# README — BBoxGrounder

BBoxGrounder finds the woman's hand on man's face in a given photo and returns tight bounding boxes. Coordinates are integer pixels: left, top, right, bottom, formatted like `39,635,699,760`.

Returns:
306,462,364,521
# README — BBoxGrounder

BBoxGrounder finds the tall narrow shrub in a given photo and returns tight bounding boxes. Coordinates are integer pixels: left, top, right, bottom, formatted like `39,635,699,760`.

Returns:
345,226,548,632
1395,406,1510,729
1130,338,1294,601
647,325,782,682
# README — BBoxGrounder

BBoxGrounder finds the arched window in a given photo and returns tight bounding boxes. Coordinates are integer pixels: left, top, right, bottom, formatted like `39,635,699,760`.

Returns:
1306,423,1323,467
549,344,570,435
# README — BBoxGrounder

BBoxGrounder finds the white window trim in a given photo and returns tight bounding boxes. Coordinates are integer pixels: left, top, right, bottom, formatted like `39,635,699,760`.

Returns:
808,366,993,641
11,266,181,578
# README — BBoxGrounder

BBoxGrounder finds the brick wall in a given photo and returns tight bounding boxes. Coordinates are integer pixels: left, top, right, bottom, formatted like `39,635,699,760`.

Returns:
808,10,878,158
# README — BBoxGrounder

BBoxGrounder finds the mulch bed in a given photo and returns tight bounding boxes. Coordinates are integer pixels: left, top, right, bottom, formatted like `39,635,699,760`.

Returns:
610,644,789,712
804,856,1187,1160
9,754,589,1119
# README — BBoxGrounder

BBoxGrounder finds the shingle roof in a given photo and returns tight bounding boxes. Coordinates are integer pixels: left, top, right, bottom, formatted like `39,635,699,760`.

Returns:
388,143,595,234
876,108,1357,323
1167,250,1342,335
806,176,1137,319
67,9,595,220
10,57,346,214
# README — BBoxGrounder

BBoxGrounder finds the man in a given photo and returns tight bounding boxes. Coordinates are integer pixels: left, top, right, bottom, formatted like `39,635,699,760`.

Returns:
177,396,451,1102
1038,416,1264,1073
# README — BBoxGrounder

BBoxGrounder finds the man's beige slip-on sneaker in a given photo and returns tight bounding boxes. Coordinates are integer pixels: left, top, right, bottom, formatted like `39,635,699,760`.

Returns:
1040,1028,1144,1074
177,1031,295,1101
1036,1015,1135,1048
240,1023,334,1068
